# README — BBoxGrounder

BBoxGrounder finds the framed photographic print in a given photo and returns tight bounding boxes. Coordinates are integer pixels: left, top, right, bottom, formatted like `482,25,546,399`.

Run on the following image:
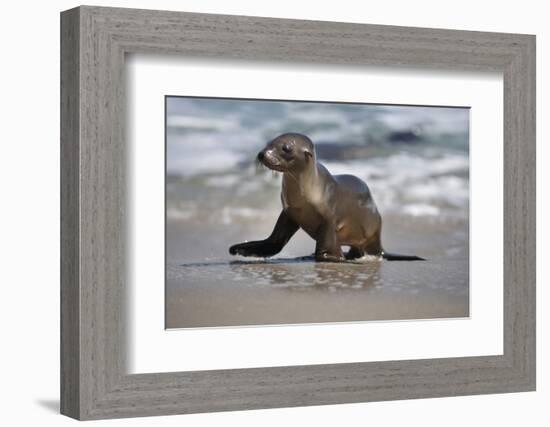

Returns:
61,5,535,420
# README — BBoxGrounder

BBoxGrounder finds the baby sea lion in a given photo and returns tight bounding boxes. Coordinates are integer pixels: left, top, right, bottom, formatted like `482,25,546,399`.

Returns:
229,133,425,262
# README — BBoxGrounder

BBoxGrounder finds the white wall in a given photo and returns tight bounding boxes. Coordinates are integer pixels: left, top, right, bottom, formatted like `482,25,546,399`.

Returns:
0,0,546,425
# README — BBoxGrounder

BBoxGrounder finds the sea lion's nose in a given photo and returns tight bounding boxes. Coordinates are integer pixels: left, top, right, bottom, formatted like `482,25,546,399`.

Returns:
257,151,265,161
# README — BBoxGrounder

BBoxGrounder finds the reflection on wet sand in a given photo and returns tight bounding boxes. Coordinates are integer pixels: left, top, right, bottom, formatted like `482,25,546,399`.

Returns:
227,259,381,291
166,255,468,328
164,211,469,328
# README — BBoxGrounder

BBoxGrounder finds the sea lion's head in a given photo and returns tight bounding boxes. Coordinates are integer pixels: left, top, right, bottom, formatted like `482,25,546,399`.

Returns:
257,133,315,173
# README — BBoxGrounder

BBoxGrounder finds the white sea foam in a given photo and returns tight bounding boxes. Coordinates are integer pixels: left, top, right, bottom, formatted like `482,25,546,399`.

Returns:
166,115,237,130
220,207,265,224
167,147,243,176
402,204,441,217
166,207,195,221
205,174,242,188
355,254,384,263
407,176,468,207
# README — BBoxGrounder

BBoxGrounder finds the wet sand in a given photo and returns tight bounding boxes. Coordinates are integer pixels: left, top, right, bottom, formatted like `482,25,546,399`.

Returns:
166,213,469,328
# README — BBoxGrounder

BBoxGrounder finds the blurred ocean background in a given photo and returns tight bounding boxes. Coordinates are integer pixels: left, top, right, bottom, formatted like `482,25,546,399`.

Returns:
165,96,470,328
166,97,469,227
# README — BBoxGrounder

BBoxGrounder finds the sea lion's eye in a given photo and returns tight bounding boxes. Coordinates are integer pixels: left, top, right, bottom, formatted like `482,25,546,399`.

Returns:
282,144,292,153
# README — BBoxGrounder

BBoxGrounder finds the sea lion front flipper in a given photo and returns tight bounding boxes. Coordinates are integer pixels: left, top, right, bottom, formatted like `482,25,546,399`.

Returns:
314,222,344,262
229,210,299,258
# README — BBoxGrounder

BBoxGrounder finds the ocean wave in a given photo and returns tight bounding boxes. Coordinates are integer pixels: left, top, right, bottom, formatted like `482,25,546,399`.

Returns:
167,203,269,224
166,98,469,177
166,115,238,131
323,152,468,190
166,97,469,223
167,152,468,224
401,204,441,217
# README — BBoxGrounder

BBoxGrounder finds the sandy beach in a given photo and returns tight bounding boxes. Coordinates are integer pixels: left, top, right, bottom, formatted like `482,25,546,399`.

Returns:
166,212,469,328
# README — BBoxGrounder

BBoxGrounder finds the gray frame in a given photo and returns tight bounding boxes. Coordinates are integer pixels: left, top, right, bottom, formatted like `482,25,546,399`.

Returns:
60,5,536,420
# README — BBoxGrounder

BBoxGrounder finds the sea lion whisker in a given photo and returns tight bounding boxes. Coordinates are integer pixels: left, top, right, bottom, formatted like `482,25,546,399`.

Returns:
255,157,265,174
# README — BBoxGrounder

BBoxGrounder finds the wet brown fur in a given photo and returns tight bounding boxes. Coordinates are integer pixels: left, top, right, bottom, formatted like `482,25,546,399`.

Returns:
230,133,424,262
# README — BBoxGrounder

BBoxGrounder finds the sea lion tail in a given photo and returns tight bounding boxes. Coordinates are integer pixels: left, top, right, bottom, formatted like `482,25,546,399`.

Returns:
382,252,426,261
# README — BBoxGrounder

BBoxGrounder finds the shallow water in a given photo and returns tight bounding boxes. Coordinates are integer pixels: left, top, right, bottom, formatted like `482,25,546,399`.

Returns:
166,258,469,328
165,216,469,328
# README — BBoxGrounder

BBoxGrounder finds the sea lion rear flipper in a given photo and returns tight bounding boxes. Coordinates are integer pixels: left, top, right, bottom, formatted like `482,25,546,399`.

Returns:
382,252,426,261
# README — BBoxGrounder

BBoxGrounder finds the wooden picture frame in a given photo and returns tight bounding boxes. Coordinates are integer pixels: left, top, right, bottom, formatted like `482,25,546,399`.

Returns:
60,5,536,420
